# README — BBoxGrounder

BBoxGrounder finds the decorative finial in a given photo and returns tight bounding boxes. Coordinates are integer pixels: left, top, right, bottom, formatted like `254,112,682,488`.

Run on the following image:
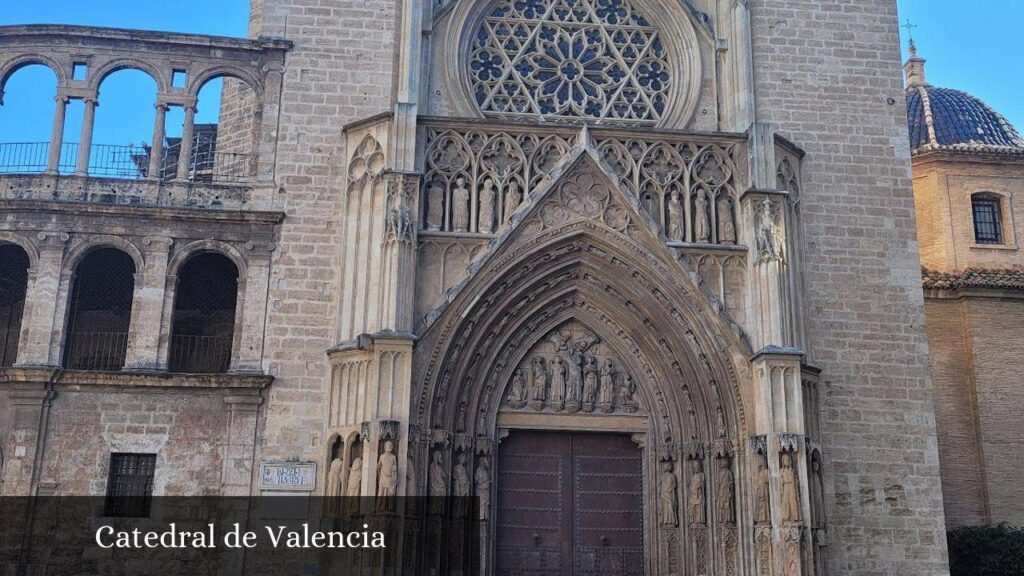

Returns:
902,19,918,54
902,19,927,88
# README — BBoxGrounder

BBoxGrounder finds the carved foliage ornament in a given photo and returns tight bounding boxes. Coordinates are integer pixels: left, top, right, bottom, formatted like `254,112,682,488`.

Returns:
469,0,671,123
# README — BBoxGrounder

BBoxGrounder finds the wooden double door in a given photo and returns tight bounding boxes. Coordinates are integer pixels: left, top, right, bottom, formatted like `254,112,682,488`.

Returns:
495,431,644,576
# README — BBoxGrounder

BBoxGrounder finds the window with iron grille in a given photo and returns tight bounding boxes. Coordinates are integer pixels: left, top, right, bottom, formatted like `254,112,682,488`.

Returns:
62,248,136,371
0,245,30,367
169,253,238,373
972,194,1004,245
104,453,156,517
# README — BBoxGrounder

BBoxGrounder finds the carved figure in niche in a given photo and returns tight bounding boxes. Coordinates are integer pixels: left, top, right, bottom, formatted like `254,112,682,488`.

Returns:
452,177,470,232
565,347,584,412
503,180,522,225
453,453,471,517
667,190,684,241
549,355,566,411
406,456,417,498
619,374,638,412
346,456,363,515
376,440,398,512
429,450,447,515
688,459,706,525
530,356,548,410
717,196,736,244
694,187,710,243
659,461,679,527
479,178,496,233
641,193,658,220
508,368,527,408
598,358,615,412
475,456,492,521
326,457,345,517
781,452,801,522
755,453,770,524
757,198,783,261
581,356,599,412
717,456,736,524
456,399,468,431
426,183,444,231
810,455,826,528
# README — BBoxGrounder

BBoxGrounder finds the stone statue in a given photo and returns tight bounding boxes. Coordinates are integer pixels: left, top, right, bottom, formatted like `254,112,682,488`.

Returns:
565,348,583,411
426,183,444,231
479,178,496,233
620,374,637,412
503,180,521,225
668,191,684,241
755,453,770,523
429,450,447,515
406,455,417,498
530,356,547,410
688,459,706,525
598,358,615,412
346,455,363,515
717,456,736,524
549,355,566,411
475,456,492,521
810,456,826,528
452,177,470,232
781,452,801,522
456,399,467,431
695,187,710,243
326,457,345,517
757,197,783,261
659,461,678,526
508,368,527,408
453,453,471,517
581,356,599,411
717,196,736,244
376,440,398,512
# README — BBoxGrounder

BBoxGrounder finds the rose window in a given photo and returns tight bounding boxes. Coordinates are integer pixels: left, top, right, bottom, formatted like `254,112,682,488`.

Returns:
469,0,671,124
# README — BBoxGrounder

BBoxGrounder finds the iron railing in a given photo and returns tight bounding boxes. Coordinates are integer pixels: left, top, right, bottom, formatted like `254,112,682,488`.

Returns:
168,334,232,373
0,141,252,183
63,330,129,371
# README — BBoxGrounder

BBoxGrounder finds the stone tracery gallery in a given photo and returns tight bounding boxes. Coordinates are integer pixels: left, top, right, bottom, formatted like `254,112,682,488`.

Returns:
0,0,950,574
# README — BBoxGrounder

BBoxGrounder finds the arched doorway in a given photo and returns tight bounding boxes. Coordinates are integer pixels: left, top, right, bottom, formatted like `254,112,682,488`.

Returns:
412,156,751,575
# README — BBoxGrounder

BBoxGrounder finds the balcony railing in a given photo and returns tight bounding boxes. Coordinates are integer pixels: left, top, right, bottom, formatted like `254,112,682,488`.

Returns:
168,334,232,374
0,141,252,183
63,330,129,371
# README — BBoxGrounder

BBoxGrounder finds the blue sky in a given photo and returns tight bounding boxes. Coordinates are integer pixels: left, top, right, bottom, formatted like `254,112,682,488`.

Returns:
0,0,1021,146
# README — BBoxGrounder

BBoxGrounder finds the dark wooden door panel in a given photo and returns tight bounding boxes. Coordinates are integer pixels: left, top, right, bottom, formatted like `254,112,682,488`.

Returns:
496,431,643,576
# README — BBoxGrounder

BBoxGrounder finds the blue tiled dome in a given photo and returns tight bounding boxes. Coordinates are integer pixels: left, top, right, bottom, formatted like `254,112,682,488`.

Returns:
906,85,1024,155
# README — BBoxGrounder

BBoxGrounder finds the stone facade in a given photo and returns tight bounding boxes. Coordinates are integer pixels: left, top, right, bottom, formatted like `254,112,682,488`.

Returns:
0,0,953,575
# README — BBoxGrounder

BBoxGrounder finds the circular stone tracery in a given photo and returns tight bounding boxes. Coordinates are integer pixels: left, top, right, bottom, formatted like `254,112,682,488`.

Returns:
469,0,671,123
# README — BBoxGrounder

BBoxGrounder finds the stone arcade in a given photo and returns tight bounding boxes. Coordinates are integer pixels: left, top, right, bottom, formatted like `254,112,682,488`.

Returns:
0,0,948,574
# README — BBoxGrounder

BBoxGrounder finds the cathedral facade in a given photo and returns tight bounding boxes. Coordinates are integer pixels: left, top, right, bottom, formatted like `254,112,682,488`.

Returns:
0,0,950,574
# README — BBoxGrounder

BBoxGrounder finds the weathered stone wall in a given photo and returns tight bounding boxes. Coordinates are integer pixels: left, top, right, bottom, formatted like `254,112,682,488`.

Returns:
245,0,398,486
749,0,949,573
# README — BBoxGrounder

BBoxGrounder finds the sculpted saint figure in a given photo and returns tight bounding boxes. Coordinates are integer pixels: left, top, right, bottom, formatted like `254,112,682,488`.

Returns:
376,441,399,512
695,187,710,243
453,453,471,516
717,456,736,524
565,347,583,411
429,450,447,515
620,374,637,412
668,191,684,241
781,452,801,522
810,457,826,528
530,356,548,409
452,177,470,232
503,180,522,225
475,457,492,521
479,178,496,233
549,355,566,411
581,356,599,411
755,453,770,523
688,459,706,525
426,183,444,231
346,455,363,515
326,457,344,517
717,196,736,244
598,358,615,412
757,198,783,261
659,461,678,526
508,368,527,408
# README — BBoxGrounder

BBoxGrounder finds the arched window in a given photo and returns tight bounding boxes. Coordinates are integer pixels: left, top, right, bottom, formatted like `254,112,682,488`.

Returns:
63,248,136,371
469,0,671,124
971,193,1004,245
168,253,238,373
0,244,30,366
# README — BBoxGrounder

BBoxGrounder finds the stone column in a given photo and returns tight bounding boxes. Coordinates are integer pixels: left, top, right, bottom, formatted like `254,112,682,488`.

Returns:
124,236,173,370
176,104,196,181
15,232,69,367
46,94,69,174
0,373,55,496
74,97,97,176
221,393,263,496
231,241,273,373
147,102,169,180
255,64,284,182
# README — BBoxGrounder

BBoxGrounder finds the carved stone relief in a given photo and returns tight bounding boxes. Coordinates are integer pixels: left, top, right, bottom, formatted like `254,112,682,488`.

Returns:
659,460,679,527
